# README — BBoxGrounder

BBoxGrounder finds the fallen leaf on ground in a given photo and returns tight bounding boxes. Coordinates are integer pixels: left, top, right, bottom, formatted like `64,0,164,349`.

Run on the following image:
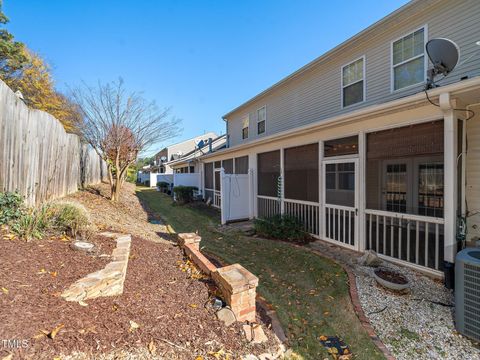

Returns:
1,354,13,360
1,287,8,294
37,268,47,274
129,320,140,331
148,340,156,355
78,300,88,307
189,304,198,308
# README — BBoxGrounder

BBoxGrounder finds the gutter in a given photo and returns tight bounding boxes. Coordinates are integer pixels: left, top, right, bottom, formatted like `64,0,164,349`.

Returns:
206,76,480,160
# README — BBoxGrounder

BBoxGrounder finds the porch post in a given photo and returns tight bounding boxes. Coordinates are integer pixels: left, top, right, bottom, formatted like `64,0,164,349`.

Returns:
200,162,205,198
318,140,324,238
220,168,227,225
441,93,458,263
358,131,366,252
248,153,258,218
248,168,254,219
280,147,285,214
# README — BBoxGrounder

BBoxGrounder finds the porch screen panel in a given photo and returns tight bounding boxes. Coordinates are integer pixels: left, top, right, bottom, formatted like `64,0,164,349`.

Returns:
258,150,280,197
235,156,249,174
222,159,233,174
365,120,445,271
366,120,444,215
204,162,213,189
284,143,318,202
324,136,358,157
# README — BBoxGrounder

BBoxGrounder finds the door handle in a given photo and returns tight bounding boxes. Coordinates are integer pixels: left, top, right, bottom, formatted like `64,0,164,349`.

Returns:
355,208,358,216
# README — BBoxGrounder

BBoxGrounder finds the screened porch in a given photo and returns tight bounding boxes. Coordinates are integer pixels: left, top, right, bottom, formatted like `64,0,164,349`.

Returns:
256,119,455,274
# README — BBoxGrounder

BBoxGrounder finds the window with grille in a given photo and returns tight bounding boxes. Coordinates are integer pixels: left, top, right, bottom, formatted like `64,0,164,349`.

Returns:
392,27,425,90
242,116,249,140
257,106,266,135
342,57,364,107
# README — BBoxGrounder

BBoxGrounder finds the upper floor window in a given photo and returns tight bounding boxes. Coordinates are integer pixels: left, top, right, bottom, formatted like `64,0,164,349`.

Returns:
242,115,249,139
257,106,266,135
392,27,426,91
342,57,365,107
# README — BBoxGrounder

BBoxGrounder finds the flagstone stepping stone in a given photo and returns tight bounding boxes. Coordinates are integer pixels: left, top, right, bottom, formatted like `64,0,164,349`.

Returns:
70,241,95,252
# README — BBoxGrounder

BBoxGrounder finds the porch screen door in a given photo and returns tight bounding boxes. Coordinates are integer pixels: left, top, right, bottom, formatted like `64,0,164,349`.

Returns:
323,159,359,248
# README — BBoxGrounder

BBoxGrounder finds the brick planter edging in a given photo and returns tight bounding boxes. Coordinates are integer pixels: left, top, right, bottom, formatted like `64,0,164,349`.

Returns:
308,248,396,360
200,250,288,345
177,233,258,323
62,232,131,302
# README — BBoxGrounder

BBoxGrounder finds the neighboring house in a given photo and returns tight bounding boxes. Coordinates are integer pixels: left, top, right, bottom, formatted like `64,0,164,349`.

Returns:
170,0,480,277
152,132,218,174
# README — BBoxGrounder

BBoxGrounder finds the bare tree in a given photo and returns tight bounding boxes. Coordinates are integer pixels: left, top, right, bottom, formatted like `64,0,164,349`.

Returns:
71,79,181,201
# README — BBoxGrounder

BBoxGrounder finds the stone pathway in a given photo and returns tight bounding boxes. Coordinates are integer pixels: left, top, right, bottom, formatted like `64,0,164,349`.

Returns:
62,232,131,302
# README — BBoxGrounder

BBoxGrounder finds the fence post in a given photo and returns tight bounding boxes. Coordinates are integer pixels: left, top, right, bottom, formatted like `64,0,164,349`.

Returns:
248,168,254,219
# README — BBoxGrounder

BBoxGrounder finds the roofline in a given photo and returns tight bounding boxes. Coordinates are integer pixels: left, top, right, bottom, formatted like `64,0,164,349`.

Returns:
222,0,436,120
159,131,219,151
166,134,227,166
210,76,480,159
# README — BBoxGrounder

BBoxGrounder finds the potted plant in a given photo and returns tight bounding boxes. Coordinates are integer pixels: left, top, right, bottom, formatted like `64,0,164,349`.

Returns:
373,267,410,291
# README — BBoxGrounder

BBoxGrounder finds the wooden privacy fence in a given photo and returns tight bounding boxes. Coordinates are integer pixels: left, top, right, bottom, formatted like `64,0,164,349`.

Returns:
0,79,106,205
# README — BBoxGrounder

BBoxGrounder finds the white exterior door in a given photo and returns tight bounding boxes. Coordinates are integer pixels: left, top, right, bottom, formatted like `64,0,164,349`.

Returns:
322,158,359,249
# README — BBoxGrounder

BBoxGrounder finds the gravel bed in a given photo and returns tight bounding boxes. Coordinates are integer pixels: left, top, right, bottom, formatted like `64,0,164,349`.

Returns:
355,263,480,360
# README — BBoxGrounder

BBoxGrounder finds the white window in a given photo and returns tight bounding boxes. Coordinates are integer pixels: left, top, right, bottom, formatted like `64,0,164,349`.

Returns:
342,57,365,107
241,115,249,140
392,27,426,91
257,106,266,135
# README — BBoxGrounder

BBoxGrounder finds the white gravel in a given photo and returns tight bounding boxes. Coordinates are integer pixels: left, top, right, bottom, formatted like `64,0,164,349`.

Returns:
355,263,480,360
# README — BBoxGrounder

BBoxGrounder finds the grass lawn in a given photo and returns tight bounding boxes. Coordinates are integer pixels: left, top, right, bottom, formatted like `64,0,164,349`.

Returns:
137,187,385,360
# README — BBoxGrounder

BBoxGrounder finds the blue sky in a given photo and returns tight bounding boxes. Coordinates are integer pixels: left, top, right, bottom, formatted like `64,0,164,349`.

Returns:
5,0,409,155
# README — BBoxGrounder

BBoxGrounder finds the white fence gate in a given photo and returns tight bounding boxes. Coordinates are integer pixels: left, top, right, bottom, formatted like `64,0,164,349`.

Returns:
220,171,252,224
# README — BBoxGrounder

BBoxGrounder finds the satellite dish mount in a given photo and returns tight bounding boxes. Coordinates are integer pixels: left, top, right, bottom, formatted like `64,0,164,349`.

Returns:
425,38,460,89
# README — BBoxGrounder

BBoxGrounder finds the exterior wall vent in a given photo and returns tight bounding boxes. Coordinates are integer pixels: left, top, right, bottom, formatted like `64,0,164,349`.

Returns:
455,248,480,341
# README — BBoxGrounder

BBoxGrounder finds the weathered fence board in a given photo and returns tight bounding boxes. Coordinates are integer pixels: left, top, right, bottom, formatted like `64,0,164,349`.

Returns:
0,79,106,205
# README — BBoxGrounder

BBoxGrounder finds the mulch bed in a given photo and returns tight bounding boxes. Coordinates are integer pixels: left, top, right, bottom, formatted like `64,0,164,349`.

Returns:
0,232,277,359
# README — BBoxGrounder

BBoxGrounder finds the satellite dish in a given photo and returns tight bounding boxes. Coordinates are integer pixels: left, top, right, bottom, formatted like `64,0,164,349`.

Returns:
195,139,205,148
426,38,460,88
160,156,167,162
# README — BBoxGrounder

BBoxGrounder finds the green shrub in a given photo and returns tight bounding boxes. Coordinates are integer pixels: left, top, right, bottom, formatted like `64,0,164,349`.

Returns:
254,214,312,244
50,201,91,237
157,181,170,188
0,192,24,225
11,203,51,241
173,185,198,203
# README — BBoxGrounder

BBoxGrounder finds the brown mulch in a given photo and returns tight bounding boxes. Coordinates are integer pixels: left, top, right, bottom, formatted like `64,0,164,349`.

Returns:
0,183,279,359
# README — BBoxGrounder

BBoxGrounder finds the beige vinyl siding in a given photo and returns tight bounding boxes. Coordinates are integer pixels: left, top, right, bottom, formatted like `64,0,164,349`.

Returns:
227,0,480,147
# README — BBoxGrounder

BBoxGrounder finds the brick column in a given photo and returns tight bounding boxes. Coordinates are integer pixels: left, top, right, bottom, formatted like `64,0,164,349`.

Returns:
212,264,259,322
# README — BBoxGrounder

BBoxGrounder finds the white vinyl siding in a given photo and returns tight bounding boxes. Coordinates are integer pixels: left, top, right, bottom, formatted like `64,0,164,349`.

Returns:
392,27,426,91
225,0,480,147
342,57,365,107
257,106,266,135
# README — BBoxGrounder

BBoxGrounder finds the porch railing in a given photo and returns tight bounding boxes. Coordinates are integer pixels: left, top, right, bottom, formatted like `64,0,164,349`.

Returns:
365,209,444,271
257,195,281,218
284,199,320,236
324,204,356,247
213,190,221,208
